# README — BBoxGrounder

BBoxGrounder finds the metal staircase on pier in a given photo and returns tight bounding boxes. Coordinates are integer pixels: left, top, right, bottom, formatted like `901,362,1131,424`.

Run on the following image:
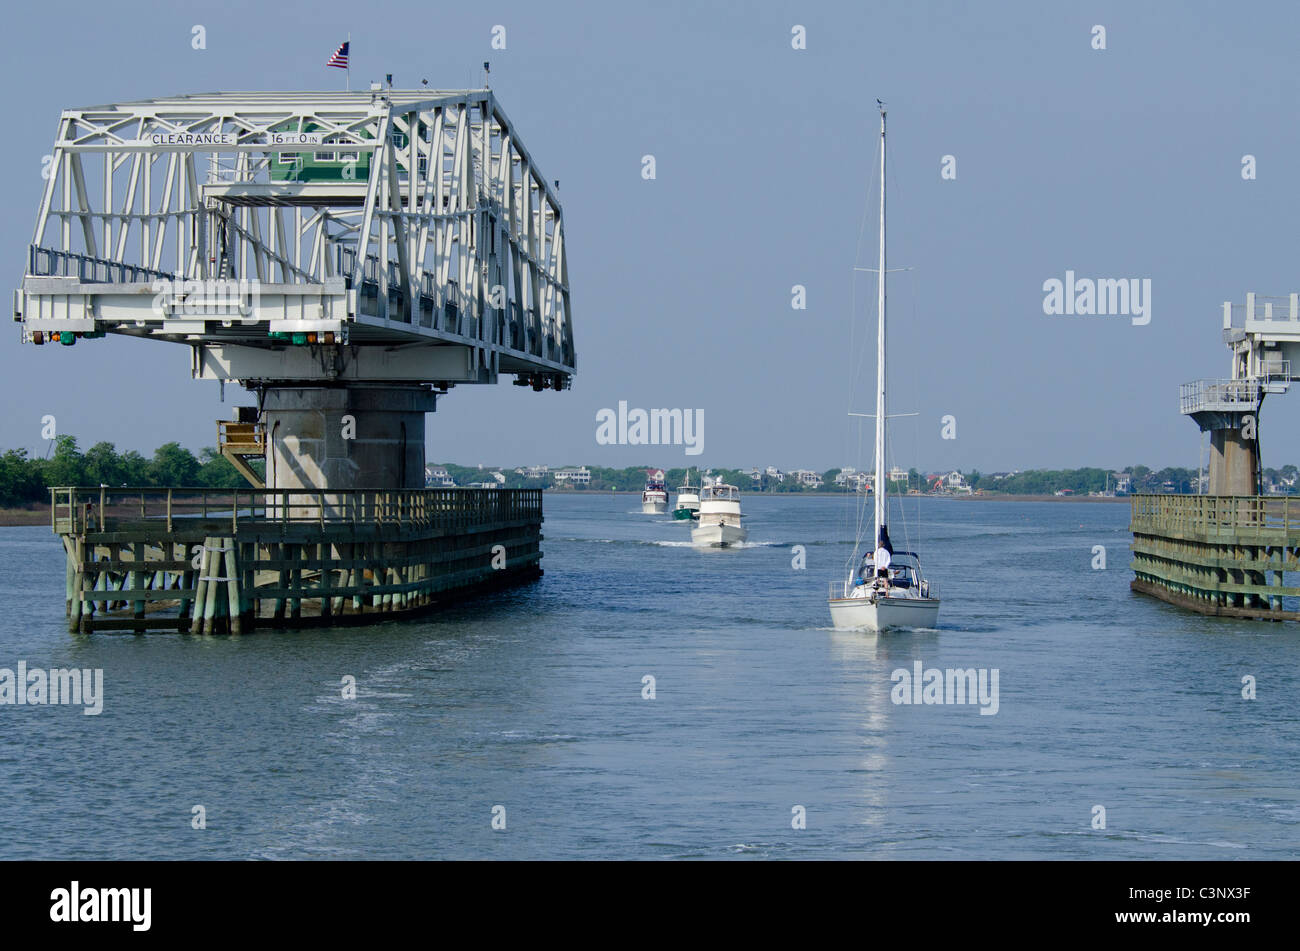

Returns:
218,412,266,488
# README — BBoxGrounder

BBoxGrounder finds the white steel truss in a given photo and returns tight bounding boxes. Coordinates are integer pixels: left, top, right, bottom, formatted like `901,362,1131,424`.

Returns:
15,90,575,387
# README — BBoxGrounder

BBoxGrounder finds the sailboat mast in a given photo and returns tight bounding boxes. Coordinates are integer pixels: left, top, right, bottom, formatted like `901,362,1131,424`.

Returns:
874,106,887,550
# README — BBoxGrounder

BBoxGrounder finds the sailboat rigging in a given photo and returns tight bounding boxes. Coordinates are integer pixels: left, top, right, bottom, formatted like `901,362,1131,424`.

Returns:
828,105,941,632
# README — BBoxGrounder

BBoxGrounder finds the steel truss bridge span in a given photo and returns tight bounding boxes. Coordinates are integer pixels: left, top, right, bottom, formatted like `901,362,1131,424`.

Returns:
15,89,575,390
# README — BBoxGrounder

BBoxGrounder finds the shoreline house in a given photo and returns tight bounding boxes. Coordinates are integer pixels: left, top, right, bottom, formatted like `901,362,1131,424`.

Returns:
553,466,592,486
424,464,456,488
514,465,549,481
789,469,823,488
834,467,871,492
466,471,507,489
929,470,972,494
746,466,786,488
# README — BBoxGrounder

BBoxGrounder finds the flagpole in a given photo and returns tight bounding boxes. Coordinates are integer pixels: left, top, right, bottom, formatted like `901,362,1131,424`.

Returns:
346,33,351,91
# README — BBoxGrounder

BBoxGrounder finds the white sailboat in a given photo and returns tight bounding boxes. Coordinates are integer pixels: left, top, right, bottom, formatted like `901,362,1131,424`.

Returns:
828,106,940,632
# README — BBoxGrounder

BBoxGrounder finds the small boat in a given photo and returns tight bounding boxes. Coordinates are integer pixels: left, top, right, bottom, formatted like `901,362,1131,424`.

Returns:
672,472,701,520
641,469,668,514
828,104,940,632
691,482,747,547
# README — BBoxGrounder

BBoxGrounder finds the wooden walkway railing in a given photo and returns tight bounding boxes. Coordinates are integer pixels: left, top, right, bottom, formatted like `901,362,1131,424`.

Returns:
1131,493,1300,541
51,486,543,537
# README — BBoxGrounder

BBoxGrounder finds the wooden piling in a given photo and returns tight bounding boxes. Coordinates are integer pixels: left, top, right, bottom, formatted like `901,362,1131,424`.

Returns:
68,539,84,635
224,537,242,635
202,539,220,635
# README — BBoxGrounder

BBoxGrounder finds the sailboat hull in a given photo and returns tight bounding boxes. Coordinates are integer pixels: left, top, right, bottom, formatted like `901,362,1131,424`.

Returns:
828,595,940,632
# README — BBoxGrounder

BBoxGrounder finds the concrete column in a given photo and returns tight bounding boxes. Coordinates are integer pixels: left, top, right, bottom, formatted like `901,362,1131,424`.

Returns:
1208,427,1259,496
262,385,436,491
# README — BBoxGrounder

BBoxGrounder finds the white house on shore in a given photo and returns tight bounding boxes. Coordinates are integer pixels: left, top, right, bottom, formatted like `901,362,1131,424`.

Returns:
789,469,823,487
515,465,549,481
835,467,871,491
424,465,456,487
746,466,787,485
930,470,971,494
553,466,592,485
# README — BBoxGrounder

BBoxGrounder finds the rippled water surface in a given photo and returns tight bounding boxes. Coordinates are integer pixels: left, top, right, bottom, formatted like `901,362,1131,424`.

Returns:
0,494,1296,859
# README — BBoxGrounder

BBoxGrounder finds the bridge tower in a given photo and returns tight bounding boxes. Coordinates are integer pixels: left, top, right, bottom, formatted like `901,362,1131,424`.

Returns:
15,89,576,491
1181,293,1295,495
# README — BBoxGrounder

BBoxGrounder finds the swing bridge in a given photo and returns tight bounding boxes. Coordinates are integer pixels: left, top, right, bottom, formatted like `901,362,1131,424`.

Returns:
14,89,577,632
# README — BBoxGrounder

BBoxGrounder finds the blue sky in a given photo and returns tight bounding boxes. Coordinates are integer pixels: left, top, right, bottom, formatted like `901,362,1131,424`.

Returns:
4,0,1299,475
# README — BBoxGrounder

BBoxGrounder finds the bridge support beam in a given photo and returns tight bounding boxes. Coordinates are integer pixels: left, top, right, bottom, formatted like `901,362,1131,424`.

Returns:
1208,426,1260,497
261,385,436,491
1187,405,1261,496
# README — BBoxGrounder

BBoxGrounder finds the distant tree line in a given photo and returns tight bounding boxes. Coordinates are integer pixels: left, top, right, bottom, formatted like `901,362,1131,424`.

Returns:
985,467,1114,495
443,463,1292,496
0,436,251,507
441,465,931,493
10,444,1291,509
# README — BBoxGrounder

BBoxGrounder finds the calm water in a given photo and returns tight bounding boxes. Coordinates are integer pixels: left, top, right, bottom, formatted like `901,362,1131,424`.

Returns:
0,494,1296,860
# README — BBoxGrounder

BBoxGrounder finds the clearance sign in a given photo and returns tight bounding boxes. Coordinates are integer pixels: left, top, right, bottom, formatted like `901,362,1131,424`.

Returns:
141,132,237,146
122,132,326,148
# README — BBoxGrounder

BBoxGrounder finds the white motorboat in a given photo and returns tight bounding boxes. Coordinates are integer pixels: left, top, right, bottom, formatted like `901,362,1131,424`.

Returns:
828,105,941,632
691,482,747,547
641,469,668,514
672,472,701,520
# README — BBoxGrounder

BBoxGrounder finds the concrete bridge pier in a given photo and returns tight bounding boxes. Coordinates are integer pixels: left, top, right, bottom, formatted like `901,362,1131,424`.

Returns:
262,385,437,492
1207,423,1260,496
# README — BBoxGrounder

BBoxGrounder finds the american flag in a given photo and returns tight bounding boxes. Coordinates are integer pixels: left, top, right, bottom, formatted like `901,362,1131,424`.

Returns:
327,41,349,69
